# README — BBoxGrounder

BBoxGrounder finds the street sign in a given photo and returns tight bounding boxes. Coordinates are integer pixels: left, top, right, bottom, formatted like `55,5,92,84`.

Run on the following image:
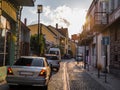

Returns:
102,37,109,45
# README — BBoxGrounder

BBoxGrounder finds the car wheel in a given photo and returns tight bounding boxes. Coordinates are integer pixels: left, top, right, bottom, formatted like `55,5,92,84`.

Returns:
43,85,48,90
56,68,59,72
9,85,15,89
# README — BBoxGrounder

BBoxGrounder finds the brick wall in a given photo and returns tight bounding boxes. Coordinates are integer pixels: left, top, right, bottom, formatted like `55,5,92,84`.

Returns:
110,25,120,77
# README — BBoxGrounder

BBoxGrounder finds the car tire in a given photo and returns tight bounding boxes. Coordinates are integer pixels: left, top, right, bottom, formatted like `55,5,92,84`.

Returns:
56,68,59,72
49,71,52,79
9,85,15,89
43,85,48,90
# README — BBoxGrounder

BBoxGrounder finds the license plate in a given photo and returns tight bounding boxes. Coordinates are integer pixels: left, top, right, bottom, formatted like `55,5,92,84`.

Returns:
20,72,33,76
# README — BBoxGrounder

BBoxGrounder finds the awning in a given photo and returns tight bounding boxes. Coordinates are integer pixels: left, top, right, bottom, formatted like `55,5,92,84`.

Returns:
14,0,34,6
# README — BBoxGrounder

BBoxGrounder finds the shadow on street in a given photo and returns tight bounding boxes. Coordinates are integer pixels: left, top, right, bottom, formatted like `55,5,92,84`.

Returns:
9,85,45,90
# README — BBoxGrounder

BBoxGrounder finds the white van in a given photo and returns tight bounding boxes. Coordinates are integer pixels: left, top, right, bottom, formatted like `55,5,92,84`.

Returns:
48,48,61,60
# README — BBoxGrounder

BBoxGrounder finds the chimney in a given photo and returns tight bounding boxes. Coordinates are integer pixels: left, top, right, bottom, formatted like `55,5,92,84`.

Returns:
56,23,58,29
24,18,27,25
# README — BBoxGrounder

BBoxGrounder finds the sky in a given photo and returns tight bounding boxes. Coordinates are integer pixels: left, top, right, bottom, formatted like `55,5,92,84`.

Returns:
21,0,93,38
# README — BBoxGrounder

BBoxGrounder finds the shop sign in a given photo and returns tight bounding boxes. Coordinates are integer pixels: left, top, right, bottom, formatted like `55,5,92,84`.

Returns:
102,36,109,45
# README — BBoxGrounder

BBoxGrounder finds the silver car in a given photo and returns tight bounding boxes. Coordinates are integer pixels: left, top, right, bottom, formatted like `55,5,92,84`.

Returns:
6,56,51,89
45,54,60,71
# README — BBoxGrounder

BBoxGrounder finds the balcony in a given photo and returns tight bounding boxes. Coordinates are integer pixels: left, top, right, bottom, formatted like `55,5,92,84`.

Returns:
92,12,108,31
78,30,93,46
109,7,120,26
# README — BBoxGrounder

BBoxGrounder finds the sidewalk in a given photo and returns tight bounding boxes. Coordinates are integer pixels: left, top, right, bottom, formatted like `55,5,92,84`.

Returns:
85,65,120,90
0,66,6,87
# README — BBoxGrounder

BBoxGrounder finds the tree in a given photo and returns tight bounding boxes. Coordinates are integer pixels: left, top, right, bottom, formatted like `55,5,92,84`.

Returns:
30,34,38,55
30,34,45,56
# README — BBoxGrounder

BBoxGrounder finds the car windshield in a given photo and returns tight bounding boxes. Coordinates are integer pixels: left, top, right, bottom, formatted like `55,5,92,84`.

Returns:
46,56,59,60
14,58,44,67
49,51,59,55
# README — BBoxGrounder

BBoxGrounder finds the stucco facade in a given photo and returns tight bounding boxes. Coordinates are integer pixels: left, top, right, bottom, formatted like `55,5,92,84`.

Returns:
28,24,57,47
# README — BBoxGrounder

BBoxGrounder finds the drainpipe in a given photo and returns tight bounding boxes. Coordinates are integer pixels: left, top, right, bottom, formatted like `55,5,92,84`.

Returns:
18,6,23,58
3,28,7,66
84,39,86,69
96,33,98,68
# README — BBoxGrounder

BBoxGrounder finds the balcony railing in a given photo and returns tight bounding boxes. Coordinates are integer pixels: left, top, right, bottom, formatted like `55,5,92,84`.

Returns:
109,7,120,24
88,12,109,31
94,12,108,25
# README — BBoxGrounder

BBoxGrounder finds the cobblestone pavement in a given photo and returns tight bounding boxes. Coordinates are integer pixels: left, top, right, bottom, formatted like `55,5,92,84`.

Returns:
48,62,64,90
67,61,107,90
1,59,118,90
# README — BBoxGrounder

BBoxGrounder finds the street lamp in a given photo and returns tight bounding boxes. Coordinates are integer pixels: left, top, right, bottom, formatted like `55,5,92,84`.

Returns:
37,5,43,56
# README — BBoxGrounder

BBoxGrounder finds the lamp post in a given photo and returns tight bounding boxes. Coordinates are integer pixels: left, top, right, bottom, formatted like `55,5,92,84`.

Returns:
37,5,43,56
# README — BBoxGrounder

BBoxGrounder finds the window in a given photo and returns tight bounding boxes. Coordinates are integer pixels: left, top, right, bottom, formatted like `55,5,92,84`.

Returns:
14,58,33,66
50,51,59,55
115,55,118,61
118,0,120,6
110,0,114,12
14,58,44,67
46,56,59,60
31,59,44,67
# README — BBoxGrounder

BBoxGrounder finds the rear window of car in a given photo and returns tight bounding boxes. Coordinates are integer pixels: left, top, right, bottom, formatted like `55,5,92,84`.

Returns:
14,58,44,67
49,51,59,55
46,56,59,60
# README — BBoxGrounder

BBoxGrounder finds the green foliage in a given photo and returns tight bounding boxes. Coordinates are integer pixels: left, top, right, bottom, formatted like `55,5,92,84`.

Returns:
30,34,38,54
39,34,45,56
30,34,45,56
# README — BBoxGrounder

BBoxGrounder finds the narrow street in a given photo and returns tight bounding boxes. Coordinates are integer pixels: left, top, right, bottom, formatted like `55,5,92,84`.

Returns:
49,58,106,90
0,58,107,90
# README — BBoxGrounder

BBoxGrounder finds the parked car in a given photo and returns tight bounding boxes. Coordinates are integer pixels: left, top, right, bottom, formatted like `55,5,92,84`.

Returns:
45,54,60,71
64,54,71,59
6,56,51,89
48,48,61,60
75,54,83,62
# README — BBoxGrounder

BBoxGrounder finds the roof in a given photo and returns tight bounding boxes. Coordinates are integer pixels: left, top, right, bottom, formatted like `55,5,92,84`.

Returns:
47,25,60,36
28,23,57,37
58,28,68,37
44,54,57,56
21,21,30,32
14,0,34,6
47,26,57,36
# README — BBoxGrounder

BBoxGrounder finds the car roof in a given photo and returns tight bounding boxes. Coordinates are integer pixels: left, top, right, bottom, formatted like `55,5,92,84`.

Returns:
20,56,46,59
44,54,57,56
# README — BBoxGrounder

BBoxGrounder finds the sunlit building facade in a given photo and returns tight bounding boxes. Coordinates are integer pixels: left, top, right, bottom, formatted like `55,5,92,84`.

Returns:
80,0,120,77
0,0,34,66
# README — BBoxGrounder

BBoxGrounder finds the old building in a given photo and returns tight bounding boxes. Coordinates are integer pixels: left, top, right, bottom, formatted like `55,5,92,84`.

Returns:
0,0,34,66
108,0,120,77
20,19,31,56
58,28,69,55
71,34,79,43
0,0,34,82
28,24,58,53
80,0,109,70
80,0,120,77
28,23,70,57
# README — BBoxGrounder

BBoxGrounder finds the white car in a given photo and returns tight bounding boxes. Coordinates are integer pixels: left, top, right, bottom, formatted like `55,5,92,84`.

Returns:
48,48,61,60
45,54,60,71
6,56,51,90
